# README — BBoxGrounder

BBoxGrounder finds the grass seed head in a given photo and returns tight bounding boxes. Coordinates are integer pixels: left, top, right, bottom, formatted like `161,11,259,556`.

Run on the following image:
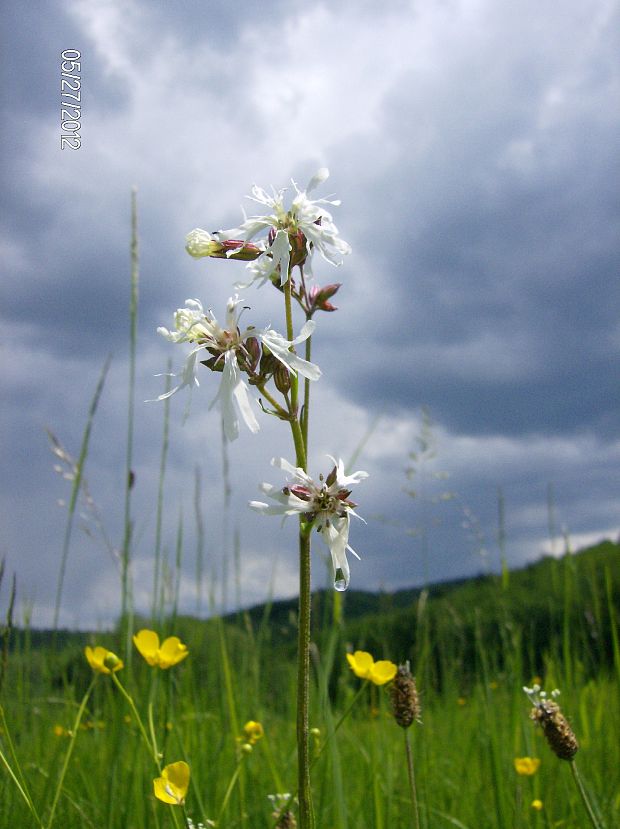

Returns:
389,661,421,728
530,699,579,760
524,686,578,761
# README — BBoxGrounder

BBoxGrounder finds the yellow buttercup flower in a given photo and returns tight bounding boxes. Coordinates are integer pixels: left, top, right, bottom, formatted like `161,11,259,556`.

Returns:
346,650,397,686
514,757,541,776
84,646,123,674
531,799,544,811
153,761,190,805
242,720,264,745
133,629,189,669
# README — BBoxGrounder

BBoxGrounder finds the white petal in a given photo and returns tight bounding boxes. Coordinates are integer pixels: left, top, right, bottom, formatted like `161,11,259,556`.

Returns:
260,327,321,381
269,229,291,286
306,168,329,194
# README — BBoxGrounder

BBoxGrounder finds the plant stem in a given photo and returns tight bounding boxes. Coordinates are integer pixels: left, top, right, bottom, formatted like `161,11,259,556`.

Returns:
121,188,139,661
404,729,420,829
569,760,603,829
296,524,315,829
45,678,96,829
110,673,160,768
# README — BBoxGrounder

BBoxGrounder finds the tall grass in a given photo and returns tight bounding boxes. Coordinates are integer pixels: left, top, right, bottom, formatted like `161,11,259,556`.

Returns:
2,553,618,828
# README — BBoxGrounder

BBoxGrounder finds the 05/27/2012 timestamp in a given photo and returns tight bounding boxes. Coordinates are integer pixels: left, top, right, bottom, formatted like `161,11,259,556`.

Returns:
61,49,81,149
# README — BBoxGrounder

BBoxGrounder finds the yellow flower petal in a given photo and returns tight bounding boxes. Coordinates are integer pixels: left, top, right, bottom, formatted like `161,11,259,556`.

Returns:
514,757,541,776
369,660,398,686
133,629,161,666
153,761,190,806
531,799,544,811
84,646,123,674
158,636,189,669
242,720,264,745
346,650,374,679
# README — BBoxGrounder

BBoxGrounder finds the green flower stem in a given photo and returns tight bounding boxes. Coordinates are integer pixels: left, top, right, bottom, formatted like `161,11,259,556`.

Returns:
404,729,421,829
302,327,312,452
255,382,289,421
110,673,160,769
296,522,315,829
45,677,96,829
0,705,43,827
569,760,603,829
284,273,300,420
110,674,184,829
271,682,368,828
216,754,246,825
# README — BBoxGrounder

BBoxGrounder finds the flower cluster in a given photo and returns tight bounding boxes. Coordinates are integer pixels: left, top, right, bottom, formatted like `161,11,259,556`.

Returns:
155,169,368,591
186,169,351,289
250,457,368,590
155,296,320,441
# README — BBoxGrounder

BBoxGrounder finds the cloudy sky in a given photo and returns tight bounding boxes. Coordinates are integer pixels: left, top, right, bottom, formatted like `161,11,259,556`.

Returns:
1,0,619,629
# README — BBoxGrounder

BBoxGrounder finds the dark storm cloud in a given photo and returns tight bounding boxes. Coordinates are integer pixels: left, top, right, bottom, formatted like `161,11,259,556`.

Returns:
1,0,618,627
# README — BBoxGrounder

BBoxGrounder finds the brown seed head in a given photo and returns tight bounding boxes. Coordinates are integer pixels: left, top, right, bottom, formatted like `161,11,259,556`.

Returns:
272,810,297,829
389,661,421,729
530,700,579,761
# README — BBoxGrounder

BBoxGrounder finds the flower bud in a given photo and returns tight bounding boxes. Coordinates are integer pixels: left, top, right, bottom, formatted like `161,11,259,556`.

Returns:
103,651,122,672
242,336,261,373
289,228,308,268
185,229,225,258
274,363,291,394
309,283,341,313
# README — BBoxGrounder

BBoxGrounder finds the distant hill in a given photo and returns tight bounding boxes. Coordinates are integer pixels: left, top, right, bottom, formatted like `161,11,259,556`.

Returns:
7,540,619,688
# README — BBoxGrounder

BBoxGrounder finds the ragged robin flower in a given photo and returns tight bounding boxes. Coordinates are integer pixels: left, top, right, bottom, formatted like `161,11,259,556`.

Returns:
198,168,351,289
133,629,189,669
154,296,320,440
346,650,397,686
153,761,190,806
250,456,368,590
84,646,123,674
523,685,579,760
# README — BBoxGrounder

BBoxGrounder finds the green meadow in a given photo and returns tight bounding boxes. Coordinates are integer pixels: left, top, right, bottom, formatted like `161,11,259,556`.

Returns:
2,539,619,828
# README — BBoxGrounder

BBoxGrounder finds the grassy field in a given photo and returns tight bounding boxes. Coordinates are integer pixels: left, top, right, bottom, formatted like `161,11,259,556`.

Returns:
1,540,618,828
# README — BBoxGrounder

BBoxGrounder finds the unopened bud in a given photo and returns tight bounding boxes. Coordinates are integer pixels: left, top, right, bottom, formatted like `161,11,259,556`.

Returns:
103,651,122,671
243,336,261,373
274,363,291,394
309,283,341,313
289,229,308,268
185,229,225,258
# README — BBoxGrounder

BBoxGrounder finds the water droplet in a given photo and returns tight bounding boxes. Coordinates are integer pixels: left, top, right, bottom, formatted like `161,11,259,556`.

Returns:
334,568,347,592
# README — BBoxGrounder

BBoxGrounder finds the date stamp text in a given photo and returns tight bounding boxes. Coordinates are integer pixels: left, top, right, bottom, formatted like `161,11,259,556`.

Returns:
60,50,81,150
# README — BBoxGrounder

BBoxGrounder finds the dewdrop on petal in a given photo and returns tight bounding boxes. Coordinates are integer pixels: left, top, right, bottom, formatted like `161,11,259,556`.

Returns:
389,661,421,728
524,685,579,760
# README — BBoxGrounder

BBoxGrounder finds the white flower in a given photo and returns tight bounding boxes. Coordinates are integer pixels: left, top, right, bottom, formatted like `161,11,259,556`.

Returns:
152,298,321,440
250,456,368,590
219,168,351,287
260,320,321,381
